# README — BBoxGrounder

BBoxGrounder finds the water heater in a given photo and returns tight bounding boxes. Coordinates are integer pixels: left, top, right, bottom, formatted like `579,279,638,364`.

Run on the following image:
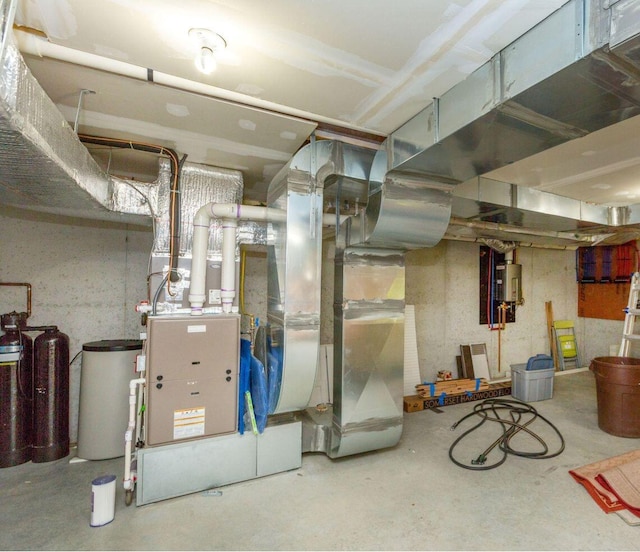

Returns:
495,262,522,303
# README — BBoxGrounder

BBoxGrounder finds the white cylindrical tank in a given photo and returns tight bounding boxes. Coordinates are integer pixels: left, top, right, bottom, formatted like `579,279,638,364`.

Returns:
77,340,142,460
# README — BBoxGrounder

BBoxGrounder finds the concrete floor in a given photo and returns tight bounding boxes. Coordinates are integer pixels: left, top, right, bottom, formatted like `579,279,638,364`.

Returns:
1,369,639,550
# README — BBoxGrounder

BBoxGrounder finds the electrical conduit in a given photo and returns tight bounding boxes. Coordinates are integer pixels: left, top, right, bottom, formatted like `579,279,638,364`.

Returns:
189,203,285,315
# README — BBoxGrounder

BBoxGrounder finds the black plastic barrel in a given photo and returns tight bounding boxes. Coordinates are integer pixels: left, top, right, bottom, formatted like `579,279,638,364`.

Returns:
590,356,640,438
32,328,70,462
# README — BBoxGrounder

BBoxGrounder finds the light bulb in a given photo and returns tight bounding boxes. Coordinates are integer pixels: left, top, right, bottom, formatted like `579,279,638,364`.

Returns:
195,46,216,74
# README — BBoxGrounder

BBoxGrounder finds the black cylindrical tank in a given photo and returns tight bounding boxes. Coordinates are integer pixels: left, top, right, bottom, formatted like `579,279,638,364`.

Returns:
0,320,33,468
32,327,70,463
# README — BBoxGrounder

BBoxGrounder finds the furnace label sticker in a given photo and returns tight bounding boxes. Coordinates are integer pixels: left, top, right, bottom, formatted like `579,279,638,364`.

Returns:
173,407,205,440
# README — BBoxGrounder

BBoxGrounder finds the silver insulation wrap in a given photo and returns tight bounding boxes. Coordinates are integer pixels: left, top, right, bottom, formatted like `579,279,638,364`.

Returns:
0,39,145,223
153,158,243,258
112,159,268,259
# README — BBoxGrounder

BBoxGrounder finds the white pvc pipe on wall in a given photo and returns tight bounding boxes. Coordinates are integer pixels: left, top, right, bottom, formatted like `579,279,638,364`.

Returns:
188,203,285,315
221,219,238,312
123,377,145,492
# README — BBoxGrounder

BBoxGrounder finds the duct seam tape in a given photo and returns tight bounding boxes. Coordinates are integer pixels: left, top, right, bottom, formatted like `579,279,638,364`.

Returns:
90,474,116,527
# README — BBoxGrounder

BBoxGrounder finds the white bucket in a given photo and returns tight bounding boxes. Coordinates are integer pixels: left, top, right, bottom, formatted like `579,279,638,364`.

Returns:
90,474,116,527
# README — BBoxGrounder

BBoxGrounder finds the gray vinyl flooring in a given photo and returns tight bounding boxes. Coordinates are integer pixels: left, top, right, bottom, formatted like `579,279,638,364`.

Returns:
1,369,639,551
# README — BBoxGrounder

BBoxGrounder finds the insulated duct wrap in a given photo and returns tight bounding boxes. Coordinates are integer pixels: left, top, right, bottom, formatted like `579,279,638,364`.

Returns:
112,158,267,257
142,159,268,310
152,158,246,257
0,39,145,223
111,177,160,217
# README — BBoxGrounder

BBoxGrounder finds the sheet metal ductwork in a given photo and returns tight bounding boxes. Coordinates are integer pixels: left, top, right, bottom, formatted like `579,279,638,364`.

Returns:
267,140,375,414
313,0,640,458
390,0,640,181
287,136,453,458
386,0,640,245
313,143,455,458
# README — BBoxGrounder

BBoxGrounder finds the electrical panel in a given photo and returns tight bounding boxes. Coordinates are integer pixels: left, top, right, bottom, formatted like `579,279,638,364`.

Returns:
145,314,240,446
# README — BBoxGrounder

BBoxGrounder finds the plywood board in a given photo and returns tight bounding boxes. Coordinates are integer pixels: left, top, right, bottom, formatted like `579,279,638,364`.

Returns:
578,283,629,321
460,345,474,379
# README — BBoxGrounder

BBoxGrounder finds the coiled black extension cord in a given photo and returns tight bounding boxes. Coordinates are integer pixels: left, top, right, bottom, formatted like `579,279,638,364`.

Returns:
449,398,565,470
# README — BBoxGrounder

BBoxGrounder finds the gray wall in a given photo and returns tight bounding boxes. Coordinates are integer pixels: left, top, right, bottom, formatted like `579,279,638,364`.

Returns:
0,207,153,441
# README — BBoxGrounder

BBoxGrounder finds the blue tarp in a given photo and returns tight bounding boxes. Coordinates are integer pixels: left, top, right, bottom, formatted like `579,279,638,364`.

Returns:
250,354,268,433
238,339,252,434
239,338,269,434
267,337,283,414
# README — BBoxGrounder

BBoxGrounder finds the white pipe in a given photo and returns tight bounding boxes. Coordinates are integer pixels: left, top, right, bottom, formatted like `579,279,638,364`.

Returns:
448,216,594,242
505,249,514,264
188,203,285,315
221,219,237,313
443,234,580,251
322,213,349,226
14,32,384,138
124,377,145,492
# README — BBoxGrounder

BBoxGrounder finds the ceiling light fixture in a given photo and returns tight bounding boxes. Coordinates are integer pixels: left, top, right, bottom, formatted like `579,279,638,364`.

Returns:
188,28,226,75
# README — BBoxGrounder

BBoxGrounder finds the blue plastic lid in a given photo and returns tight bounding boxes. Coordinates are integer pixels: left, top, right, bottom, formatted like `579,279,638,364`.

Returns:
526,354,554,371
92,474,117,486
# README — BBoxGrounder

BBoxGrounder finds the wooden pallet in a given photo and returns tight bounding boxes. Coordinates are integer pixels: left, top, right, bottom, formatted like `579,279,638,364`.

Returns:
404,381,512,413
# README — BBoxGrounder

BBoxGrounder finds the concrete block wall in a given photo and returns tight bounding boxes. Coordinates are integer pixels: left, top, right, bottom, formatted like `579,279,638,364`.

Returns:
0,207,153,442
405,240,623,382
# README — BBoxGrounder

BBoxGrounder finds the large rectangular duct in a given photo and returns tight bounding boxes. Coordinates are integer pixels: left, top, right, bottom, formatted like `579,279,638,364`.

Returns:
133,159,268,310
329,246,405,458
389,0,640,189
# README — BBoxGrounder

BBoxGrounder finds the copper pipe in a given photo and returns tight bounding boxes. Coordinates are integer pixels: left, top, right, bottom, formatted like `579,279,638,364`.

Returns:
0,282,32,318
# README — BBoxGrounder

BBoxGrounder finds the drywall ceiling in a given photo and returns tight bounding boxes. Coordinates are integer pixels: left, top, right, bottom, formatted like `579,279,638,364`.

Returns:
12,0,578,203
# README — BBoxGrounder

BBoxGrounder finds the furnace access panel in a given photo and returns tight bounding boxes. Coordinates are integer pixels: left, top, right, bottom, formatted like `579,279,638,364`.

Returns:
145,314,240,446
